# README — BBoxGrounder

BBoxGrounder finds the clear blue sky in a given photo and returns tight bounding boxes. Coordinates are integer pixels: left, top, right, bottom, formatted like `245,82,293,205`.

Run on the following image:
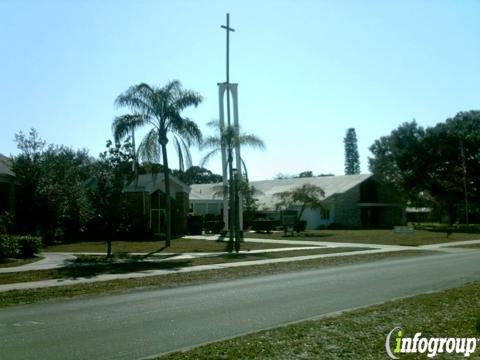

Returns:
1,0,479,180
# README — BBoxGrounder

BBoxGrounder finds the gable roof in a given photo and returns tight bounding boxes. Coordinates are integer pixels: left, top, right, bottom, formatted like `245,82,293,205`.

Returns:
190,174,373,210
123,173,190,194
189,182,225,201
0,154,15,177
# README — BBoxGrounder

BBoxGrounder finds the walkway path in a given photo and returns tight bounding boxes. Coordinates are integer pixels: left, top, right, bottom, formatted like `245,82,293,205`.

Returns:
0,247,408,293
0,253,76,274
0,246,324,274
187,234,411,250
0,236,478,293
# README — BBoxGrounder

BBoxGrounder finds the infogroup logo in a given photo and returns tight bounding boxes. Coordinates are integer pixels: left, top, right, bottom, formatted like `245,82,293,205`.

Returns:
385,326,478,358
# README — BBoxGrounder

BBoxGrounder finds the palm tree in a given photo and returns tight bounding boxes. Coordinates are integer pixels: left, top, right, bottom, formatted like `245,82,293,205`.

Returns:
112,81,202,247
201,119,265,251
200,119,265,181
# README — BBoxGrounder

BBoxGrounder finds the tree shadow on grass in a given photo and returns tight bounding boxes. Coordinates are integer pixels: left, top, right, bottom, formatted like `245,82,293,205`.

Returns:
58,257,193,279
142,246,168,258
215,252,269,261
298,232,335,239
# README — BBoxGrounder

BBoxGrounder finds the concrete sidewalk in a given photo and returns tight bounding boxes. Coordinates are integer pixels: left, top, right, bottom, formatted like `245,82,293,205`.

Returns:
0,237,477,293
187,234,395,249
188,234,480,251
0,253,76,274
0,247,411,293
0,246,325,274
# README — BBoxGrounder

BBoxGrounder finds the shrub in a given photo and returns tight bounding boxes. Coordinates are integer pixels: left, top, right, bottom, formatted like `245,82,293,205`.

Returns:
0,212,14,234
0,235,42,259
187,215,203,235
294,220,307,233
252,219,274,233
17,236,42,258
204,220,225,234
0,235,20,259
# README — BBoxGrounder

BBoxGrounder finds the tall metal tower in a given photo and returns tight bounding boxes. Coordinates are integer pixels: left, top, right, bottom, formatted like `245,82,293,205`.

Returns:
219,13,243,250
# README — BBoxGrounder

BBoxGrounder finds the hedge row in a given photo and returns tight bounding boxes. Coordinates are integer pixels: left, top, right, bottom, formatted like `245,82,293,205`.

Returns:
0,235,42,259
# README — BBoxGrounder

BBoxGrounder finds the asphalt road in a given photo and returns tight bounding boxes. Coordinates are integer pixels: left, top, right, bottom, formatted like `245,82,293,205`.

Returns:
1,251,479,360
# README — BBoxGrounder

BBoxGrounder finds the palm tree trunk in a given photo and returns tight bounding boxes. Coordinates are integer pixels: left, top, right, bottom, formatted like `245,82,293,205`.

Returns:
161,143,172,247
228,146,235,252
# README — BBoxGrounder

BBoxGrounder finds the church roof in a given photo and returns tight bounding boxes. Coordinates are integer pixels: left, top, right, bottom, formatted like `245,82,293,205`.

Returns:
0,154,15,178
190,174,373,210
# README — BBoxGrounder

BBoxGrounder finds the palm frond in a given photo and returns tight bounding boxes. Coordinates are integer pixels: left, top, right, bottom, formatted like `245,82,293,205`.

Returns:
200,148,220,167
173,89,203,111
138,128,162,164
180,137,193,169
114,83,156,116
206,119,221,130
164,80,181,96
237,134,266,149
200,136,222,151
112,114,150,143
173,136,184,171
171,116,203,146
241,158,249,182
114,81,204,183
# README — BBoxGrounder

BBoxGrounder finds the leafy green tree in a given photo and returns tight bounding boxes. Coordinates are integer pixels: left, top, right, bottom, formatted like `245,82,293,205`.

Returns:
421,112,480,222
113,81,203,246
12,129,93,243
274,173,294,180
369,111,480,223
87,139,135,256
239,181,259,229
274,184,325,222
298,171,313,178
172,166,222,185
344,128,360,175
368,120,426,202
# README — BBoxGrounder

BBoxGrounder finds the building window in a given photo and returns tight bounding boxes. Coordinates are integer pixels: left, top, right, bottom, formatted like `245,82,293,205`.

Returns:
320,208,330,220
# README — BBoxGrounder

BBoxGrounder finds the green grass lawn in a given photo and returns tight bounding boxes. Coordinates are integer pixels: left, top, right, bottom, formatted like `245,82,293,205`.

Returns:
0,256,43,268
45,238,304,254
447,243,480,250
245,229,480,246
158,281,480,359
0,250,434,309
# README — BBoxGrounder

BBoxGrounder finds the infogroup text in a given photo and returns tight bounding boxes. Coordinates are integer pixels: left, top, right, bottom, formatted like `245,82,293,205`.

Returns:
385,327,478,358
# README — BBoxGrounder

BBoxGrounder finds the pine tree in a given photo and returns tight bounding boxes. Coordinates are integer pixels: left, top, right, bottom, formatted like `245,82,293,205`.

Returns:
344,128,360,175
